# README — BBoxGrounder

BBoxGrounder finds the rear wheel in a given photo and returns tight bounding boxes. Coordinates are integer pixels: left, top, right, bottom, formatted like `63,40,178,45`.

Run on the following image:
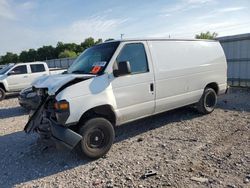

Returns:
78,117,115,159
197,87,217,114
0,88,6,101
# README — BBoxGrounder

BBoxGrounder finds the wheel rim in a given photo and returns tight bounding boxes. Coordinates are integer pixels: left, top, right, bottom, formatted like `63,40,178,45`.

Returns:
205,92,216,109
87,128,106,148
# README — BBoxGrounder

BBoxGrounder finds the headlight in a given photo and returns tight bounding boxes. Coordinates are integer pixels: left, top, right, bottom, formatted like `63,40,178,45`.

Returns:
53,100,70,125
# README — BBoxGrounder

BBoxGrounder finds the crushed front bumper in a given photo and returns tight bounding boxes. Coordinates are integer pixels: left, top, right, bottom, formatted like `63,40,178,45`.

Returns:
49,119,82,148
24,97,82,149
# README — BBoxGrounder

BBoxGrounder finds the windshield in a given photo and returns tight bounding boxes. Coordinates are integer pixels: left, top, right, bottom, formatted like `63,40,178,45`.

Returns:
67,42,120,75
0,64,14,75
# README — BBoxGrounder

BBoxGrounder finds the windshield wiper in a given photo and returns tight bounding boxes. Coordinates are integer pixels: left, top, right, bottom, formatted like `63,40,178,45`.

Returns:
70,70,95,75
71,70,86,74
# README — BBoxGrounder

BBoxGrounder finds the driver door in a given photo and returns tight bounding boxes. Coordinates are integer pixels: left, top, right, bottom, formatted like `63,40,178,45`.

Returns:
111,42,155,124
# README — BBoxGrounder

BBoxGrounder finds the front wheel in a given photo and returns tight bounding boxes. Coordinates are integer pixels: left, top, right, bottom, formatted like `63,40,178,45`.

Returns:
196,88,217,114
0,88,6,101
78,117,115,159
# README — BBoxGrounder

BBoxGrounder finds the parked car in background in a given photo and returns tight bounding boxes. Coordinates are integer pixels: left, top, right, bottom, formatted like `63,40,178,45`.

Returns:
0,62,66,100
25,39,227,159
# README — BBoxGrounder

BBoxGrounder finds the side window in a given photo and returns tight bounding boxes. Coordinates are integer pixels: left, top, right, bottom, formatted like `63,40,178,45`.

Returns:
116,43,148,74
11,65,27,75
30,64,45,73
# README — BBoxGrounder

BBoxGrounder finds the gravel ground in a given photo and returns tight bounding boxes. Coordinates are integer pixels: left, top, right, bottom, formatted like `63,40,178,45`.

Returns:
0,88,249,188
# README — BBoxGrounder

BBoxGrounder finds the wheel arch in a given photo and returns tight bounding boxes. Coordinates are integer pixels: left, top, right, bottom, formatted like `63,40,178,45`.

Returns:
0,82,6,91
205,82,219,94
78,104,117,127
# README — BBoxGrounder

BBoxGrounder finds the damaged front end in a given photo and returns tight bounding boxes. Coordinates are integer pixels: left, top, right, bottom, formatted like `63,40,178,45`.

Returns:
24,74,95,149
24,90,82,149
24,89,82,149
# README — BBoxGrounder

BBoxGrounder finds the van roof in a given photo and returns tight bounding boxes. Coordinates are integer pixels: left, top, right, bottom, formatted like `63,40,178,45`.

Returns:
105,38,217,43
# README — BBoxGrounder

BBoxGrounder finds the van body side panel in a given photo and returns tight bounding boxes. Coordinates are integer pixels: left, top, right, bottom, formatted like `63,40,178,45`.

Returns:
148,41,227,113
112,73,154,124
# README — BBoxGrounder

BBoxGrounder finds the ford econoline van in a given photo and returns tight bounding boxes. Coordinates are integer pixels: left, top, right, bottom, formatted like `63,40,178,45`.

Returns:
24,39,227,159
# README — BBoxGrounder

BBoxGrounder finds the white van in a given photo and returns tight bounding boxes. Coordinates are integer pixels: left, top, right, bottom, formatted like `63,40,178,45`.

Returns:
24,39,227,159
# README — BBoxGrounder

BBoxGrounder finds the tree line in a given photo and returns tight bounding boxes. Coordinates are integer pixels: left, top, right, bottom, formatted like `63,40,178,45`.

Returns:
0,31,218,65
0,37,114,65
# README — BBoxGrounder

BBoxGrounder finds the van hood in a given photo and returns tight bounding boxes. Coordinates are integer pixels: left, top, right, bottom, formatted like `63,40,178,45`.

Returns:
32,73,95,95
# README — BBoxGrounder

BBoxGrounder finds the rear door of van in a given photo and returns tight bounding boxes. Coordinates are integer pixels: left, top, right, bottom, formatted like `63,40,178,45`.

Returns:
111,42,155,123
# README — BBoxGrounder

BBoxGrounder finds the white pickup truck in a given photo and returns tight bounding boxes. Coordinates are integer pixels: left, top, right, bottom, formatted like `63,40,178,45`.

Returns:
0,62,65,100
24,39,227,159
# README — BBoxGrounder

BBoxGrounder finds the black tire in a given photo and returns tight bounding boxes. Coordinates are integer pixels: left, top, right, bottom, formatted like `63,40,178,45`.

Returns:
78,117,115,159
0,88,6,101
197,87,217,114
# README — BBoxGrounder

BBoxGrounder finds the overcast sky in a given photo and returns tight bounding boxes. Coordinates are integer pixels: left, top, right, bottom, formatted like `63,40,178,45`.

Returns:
0,0,250,55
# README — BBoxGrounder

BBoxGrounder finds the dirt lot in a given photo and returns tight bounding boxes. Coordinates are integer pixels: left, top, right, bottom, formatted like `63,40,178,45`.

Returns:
0,88,249,188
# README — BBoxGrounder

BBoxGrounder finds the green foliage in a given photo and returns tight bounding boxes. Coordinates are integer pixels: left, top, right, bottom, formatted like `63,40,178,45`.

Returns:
0,37,108,65
0,52,18,64
19,51,29,62
37,45,56,61
95,38,103,44
195,31,218,39
27,49,37,62
58,50,77,58
81,37,95,49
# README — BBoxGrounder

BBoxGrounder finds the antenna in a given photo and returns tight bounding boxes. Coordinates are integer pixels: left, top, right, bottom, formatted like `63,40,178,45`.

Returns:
120,34,125,40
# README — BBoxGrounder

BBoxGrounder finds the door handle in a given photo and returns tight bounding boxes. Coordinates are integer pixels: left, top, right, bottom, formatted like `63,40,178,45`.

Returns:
150,83,154,92
23,75,28,78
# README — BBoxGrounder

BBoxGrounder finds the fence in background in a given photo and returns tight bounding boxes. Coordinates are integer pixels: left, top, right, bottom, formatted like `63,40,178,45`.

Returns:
218,33,250,87
46,57,76,69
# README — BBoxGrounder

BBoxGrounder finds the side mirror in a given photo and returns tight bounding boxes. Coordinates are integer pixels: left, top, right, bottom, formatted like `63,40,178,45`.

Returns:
7,71,16,76
113,61,131,77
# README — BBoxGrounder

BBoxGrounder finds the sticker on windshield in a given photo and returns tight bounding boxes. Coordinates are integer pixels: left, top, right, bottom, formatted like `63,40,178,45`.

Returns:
90,66,102,74
92,61,107,67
